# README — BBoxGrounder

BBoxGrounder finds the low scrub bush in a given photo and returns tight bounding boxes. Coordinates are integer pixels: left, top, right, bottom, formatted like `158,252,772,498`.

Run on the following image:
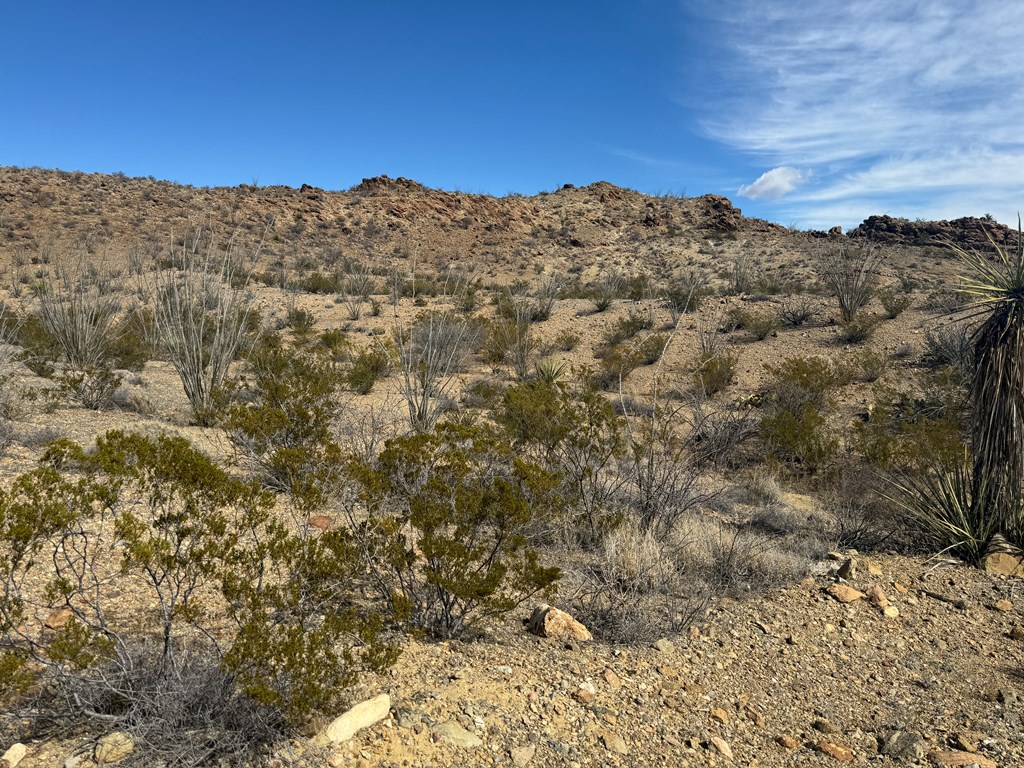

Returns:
692,351,737,396
600,309,654,350
878,287,913,319
664,271,709,319
220,339,346,509
346,343,393,394
0,431,395,747
348,420,561,638
923,322,973,373
836,315,881,344
778,295,817,326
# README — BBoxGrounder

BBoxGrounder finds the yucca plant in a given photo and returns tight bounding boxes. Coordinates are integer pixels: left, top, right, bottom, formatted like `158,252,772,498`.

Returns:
886,451,989,562
951,223,1024,550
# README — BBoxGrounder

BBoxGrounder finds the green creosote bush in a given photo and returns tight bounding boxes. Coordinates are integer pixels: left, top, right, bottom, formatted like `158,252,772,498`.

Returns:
759,356,842,471
0,431,394,739
760,403,838,471
840,347,888,383
598,309,654,352
836,315,881,344
852,390,965,474
285,306,317,336
664,271,709,320
693,351,737,396
554,328,581,351
348,420,561,638
878,287,913,319
220,337,347,510
346,343,394,395
497,379,626,545
743,310,781,341
591,344,643,390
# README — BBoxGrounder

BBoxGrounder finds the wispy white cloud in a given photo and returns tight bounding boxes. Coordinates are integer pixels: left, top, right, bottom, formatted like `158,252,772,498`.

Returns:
737,166,806,200
694,1,1024,228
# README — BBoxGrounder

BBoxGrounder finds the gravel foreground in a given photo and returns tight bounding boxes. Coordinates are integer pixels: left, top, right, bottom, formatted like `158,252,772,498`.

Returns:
7,553,1022,768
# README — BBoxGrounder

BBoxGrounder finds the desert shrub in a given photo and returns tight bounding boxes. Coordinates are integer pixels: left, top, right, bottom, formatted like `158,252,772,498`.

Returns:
853,385,967,474
16,314,61,378
878,287,913,319
462,376,506,409
921,287,966,312
30,257,135,409
591,344,643,390
778,295,817,326
728,251,755,295
823,468,905,551
620,402,718,537
147,225,258,426
763,356,841,414
599,308,653,351
817,245,879,322
692,351,737,396
395,312,473,431
299,271,342,294
924,322,973,373
841,347,888,382
564,522,709,643
759,356,841,471
220,340,346,509
664,271,709,319
687,396,759,467
760,404,838,470
677,515,812,595
348,421,561,638
554,328,580,351
635,333,668,365
0,431,393,739
589,272,623,312
498,380,626,545
285,306,317,335
743,310,781,341
346,343,393,394
836,315,881,344
316,327,351,361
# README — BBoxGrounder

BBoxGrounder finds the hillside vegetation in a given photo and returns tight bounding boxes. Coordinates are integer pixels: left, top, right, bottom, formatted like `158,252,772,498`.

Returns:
0,167,1021,768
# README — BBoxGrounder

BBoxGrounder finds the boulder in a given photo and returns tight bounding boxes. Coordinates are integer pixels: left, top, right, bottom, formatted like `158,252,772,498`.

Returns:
527,605,592,642
827,584,866,603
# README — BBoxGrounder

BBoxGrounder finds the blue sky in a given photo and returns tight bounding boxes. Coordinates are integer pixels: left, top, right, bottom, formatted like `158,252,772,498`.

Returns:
3,1,1021,230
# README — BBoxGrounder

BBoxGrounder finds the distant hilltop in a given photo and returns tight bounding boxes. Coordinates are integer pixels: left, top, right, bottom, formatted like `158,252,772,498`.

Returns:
0,167,1009,265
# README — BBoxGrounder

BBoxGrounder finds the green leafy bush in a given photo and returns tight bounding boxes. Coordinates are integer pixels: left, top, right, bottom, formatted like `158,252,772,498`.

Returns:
220,339,346,509
349,420,561,638
346,343,393,394
760,404,838,470
693,351,737,395
837,315,881,344
0,431,394,738
878,287,913,319
498,380,626,545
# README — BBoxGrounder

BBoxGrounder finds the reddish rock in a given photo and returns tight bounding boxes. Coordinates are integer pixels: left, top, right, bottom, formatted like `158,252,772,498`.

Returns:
827,584,866,603
817,739,854,761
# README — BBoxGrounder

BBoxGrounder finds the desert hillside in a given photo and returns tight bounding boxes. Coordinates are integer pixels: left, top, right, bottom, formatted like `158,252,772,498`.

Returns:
0,167,1021,768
